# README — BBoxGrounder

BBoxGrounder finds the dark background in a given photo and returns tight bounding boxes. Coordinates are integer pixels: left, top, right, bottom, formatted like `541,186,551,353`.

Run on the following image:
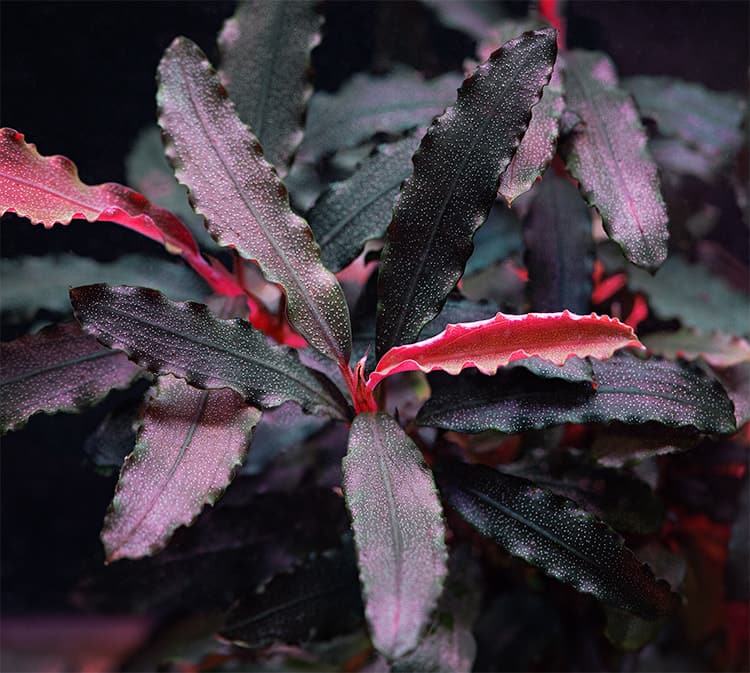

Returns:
1,0,748,634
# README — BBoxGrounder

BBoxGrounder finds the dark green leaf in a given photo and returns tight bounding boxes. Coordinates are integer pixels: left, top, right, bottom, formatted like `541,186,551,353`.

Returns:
308,135,421,272
343,412,448,659
376,29,557,357
298,68,462,162
70,284,350,420
218,0,322,173
463,202,522,277
436,461,679,618
560,51,668,271
419,353,736,434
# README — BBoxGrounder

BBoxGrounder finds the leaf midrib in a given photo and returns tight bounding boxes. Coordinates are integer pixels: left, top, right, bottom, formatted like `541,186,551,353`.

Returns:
1,348,121,386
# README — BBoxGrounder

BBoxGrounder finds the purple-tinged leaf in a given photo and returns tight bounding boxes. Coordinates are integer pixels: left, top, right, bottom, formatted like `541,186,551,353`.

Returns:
102,375,261,562
648,138,717,181
627,255,750,338
70,284,350,420
591,423,700,468
419,353,737,435
221,546,364,648
436,461,679,618
524,173,594,313
644,329,750,368
343,412,448,659
308,135,421,272
376,29,557,357
218,0,322,174
421,0,508,41
297,68,462,162
419,297,499,338
560,51,668,271
0,322,142,433
157,37,351,365
714,362,750,428
508,356,594,384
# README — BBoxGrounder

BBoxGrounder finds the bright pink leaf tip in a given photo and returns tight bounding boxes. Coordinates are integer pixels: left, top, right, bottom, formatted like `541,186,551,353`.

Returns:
367,310,643,389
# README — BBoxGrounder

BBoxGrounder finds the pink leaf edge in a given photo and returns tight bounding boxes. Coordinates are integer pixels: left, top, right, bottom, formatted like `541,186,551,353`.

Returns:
367,310,644,390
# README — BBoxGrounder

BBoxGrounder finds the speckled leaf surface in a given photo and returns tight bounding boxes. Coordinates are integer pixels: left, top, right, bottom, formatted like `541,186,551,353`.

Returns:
643,329,750,368
102,375,260,561
627,256,750,338
221,547,364,647
524,173,594,313
297,68,461,162
218,0,321,174
0,254,207,321
308,135,421,272
70,284,350,420
376,29,557,357
157,38,351,365
343,412,448,659
419,353,737,434
0,322,142,433
369,311,639,389
560,51,668,271
436,462,679,618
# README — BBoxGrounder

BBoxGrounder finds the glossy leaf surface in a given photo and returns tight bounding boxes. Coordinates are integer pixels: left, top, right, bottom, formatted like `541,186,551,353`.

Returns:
0,322,142,433
376,29,557,357
157,38,351,364
218,0,321,173
560,51,668,270
343,412,447,659
524,173,594,313
420,353,737,434
298,68,461,162
102,376,261,561
308,135,421,272
437,462,679,618
369,311,639,389
70,284,350,420
644,329,750,368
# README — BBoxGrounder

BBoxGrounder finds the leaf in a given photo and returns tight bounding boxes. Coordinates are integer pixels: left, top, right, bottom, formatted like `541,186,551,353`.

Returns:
308,135,421,272
0,254,207,321
0,322,142,433
218,0,322,174
419,297,499,339
560,51,668,271
436,461,679,618
157,37,351,365
70,284,350,420
369,311,640,390
623,76,746,169
0,127,235,296
419,353,737,435
221,546,364,648
714,362,750,428
297,68,462,162
524,173,594,313
83,400,141,477
421,0,508,41
343,412,448,659
627,255,750,338
102,375,261,561
376,29,557,357
463,202,522,277
644,329,750,368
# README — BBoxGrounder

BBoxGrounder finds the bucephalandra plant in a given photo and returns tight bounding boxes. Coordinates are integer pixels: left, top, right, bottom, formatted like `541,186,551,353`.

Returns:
1,1,747,670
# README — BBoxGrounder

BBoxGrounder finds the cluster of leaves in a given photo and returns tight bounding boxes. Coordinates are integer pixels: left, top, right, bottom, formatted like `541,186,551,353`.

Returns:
1,1,747,670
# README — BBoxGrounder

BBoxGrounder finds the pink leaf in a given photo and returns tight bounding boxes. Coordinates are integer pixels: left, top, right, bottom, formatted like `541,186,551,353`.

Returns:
368,310,642,389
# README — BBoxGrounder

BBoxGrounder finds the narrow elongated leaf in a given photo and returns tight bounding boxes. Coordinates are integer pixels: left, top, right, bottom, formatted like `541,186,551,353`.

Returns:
221,547,364,647
102,375,261,561
627,255,750,338
524,174,594,313
343,412,447,659
298,68,462,162
0,322,142,433
419,353,737,434
560,51,668,271
644,329,750,368
157,38,351,364
70,284,350,420
0,254,207,321
0,128,235,296
308,135,421,272
376,29,557,357
437,461,679,618
218,0,321,173
369,311,640,389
